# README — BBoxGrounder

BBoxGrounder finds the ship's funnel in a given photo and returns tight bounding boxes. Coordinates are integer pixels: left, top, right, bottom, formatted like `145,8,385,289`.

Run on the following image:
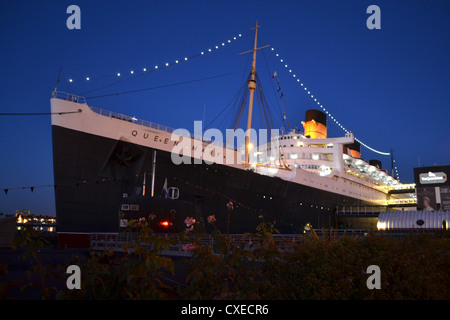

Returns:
344,141,361,159
369,159,382,169
301,109,327,139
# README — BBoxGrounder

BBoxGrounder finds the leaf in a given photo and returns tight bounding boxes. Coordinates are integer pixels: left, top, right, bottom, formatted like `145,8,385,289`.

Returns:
127,274,135,285
122,242,130,253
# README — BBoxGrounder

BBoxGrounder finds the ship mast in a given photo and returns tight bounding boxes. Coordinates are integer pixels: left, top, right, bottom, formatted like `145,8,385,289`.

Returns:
240,20,270,166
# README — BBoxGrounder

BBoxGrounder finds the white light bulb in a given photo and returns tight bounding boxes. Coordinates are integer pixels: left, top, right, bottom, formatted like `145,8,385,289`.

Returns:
155,66,158,69
143,68,147,71
130,70,134,74
184,57,188,60
165,63,169,66
86,77,89,81
117,73,120,76
69,78,73,82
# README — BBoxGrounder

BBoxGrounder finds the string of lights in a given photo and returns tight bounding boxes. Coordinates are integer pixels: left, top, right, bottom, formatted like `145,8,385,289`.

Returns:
269,47,391,157
61,33,393,167
393,158,400,181
64,29,389,161
67,32,248,87
85,70,245,100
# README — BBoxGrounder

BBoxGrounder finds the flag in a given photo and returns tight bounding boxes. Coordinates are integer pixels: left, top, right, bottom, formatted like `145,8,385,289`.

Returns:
280,92,283,99
162,178,168,198
272,71,277,78
277,86,281,92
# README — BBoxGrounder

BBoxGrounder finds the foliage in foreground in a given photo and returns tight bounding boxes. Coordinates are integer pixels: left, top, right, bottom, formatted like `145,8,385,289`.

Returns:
1,217,450,300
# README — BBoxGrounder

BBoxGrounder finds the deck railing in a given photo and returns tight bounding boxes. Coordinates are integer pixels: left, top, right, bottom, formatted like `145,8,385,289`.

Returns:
88,106,179,135
89,230,370,256
51,90,86,104
88,106,240,151
52,90,241,152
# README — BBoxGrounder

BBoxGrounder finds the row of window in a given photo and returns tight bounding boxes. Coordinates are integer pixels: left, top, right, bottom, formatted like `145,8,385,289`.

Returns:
298,202,332,211
282,153,331,161
256,194,332,211
121,204,139,211
295,164,320,169
279,135,301,140
266,144,332,152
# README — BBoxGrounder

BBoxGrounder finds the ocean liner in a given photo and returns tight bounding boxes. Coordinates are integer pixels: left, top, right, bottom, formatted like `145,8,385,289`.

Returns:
51,23,412,247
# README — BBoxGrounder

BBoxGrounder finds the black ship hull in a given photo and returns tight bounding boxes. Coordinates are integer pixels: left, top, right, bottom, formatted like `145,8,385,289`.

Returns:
52,125,372,247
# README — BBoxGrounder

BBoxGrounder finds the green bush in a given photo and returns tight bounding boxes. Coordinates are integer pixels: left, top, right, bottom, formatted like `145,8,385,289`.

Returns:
259,231,450,300
2,220,450,300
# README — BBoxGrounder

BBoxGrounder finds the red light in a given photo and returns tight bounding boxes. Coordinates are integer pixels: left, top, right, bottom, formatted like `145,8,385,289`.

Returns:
160,221,170,227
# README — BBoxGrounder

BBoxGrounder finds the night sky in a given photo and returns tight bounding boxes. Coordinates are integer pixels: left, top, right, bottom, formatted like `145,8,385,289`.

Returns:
0,0,449,216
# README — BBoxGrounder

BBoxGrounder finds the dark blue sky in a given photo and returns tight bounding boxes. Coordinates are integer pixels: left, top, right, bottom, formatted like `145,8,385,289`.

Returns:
1,0,449,216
